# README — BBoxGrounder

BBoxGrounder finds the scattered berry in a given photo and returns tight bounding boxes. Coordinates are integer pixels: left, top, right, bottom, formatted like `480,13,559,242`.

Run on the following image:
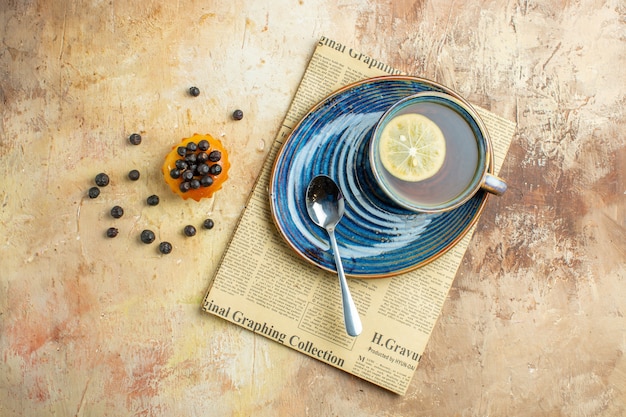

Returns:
146,195,160,206
183,225,197,237
159,241,173,254
106,227,119,238
232,109,244,120
110,205,124,219
189,86,200,97
129,133,142,145
140,229,156,244
88,187,100,199
95,173,110,187
203,219,215,229
128,169,140,181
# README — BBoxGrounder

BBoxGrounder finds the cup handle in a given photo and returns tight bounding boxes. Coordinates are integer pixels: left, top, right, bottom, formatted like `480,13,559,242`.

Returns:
482,173,507,196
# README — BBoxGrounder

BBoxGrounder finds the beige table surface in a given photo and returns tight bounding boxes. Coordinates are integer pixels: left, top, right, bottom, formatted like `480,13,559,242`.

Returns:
1,1,625,416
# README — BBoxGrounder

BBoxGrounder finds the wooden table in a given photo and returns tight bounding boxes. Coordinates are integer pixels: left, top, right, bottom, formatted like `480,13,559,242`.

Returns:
1,1,624,415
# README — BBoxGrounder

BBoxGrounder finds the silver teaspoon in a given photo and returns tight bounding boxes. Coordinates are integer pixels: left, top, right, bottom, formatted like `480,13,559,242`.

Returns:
305,175,362,337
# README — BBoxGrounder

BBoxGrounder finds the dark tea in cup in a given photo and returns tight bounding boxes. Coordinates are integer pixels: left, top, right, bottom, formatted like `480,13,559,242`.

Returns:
369,92,506,213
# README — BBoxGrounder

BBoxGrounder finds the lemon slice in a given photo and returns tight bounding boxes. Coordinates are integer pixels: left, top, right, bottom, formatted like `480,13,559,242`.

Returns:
378,113,446,182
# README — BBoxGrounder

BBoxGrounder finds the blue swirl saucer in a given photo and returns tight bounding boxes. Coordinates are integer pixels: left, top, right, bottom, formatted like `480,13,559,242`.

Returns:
269,75,492,278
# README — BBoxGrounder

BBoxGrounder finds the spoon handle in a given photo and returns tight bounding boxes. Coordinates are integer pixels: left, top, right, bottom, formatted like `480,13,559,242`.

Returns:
328,229,363,337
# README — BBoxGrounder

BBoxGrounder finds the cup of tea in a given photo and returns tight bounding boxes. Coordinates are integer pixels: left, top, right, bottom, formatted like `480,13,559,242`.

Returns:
369,92,507,213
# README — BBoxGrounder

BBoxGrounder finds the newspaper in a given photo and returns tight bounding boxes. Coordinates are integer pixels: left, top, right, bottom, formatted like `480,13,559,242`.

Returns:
202,36,515,395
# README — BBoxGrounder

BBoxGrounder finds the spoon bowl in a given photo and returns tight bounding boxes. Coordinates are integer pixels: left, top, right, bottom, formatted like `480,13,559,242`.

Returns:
306,175,362,337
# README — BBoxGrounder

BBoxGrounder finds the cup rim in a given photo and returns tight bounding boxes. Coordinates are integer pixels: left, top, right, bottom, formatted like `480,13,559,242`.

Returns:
369,91,494,213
